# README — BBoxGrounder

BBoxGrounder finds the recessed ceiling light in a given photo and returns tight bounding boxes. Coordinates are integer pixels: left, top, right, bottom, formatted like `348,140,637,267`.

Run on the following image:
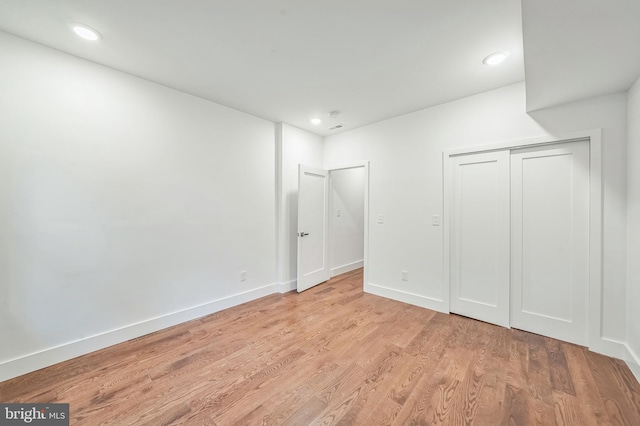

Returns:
310,118,322,125
482,51,510,66
72,25,101,41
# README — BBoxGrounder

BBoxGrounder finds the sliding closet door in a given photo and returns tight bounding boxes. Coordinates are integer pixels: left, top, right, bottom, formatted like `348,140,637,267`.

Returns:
450,151,510,327
510,141,589,345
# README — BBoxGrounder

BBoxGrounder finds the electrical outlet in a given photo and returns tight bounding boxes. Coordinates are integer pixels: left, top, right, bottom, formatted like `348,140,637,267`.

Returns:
401,270,408,281
337,209,341,217
432,215,441,226
240,271,247,281
378,214,384,224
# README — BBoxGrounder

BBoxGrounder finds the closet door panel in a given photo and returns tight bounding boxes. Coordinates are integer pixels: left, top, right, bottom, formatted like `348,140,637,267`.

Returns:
511,141,589,345
450,150,510,327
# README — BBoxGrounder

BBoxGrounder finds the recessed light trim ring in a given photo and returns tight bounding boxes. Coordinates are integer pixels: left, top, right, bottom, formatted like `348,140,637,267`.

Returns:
482,51,510,66
71,24,102,41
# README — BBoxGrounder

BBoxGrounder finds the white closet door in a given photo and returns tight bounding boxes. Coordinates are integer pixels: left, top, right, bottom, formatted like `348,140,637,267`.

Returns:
450,150,510,327
510,141,589,345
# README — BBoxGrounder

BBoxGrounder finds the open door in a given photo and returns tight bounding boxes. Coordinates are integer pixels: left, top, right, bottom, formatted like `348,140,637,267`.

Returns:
297,165,330,292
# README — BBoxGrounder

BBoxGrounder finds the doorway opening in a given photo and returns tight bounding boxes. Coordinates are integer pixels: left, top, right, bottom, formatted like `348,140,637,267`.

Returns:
297,162,369,292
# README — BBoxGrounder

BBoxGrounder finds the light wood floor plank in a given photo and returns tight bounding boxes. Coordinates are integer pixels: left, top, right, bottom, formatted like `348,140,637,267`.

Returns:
1,268,639,425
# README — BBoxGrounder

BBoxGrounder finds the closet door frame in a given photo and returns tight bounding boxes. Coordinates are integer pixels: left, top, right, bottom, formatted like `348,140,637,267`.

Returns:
442,129,604,352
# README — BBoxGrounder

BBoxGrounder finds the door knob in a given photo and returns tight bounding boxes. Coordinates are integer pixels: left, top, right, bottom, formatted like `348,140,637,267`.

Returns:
299,232,309,237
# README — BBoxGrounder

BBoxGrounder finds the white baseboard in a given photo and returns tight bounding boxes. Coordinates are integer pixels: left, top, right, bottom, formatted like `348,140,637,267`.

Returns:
589,335,629,359
277,280,297,293
365,282,447,313
331,260,364,277
0,282,280,383
623,343,640,384
574,334,640,385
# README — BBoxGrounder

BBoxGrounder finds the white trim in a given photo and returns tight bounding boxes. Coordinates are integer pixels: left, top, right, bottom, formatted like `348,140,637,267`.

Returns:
277,280,297,293
444,129,601,157
443,129,605,353
590,336,628,359
587,131,604,352
363,163,370,296
331,260,364,277
574,336,640,384
442,150,451,311
366,282,448,313
0,282,280,382
624,344,640,384
326,161,370,171
275,123,286,285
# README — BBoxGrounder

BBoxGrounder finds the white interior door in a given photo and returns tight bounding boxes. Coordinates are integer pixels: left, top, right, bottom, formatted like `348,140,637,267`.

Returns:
450,150,511,327
297,165,330,292
510,141,590,345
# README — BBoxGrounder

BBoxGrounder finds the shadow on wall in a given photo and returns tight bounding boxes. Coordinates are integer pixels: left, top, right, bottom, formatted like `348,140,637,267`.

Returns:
527,97,627,205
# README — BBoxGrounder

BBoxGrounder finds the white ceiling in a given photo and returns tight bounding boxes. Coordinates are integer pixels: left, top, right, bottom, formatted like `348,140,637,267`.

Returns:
522,0,640,112
0,0,524,135
0,1,638,135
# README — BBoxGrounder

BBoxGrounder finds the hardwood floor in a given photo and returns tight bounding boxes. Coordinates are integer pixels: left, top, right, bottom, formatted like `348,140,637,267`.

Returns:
1,268,639,425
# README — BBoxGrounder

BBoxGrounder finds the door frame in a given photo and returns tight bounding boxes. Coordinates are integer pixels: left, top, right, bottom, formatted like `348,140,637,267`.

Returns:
443,129,605,352
326,161,370,290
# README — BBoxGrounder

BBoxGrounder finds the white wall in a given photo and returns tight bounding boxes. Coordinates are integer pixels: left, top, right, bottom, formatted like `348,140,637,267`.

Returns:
276,123,323,290
329,167,365,276
0,32,276,381
1,30,635,382
324,82,628,356
627,76,640,380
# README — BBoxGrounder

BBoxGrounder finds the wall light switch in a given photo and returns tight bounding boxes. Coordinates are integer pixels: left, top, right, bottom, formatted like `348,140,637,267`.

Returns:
377,214,384,224
432,215,441,226
240,271,247,281
401,270,408,281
